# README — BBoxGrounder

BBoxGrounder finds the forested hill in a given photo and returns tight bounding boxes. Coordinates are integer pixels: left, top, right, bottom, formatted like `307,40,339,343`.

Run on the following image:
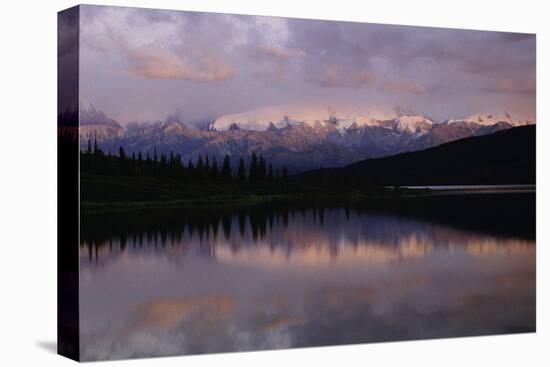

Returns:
298,125,535,186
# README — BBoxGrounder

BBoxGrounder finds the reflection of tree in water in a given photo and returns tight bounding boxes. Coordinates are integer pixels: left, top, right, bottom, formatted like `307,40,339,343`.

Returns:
80,194,534,267
81,202,340,265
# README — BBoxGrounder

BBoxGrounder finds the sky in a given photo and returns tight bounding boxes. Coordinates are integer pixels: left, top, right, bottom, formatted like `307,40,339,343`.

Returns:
77,5,536,125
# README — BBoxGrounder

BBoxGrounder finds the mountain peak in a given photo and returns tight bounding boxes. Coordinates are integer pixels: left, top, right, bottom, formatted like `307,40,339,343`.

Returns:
213,103,404,132
448,112,535,127
267,122,279,132
228,122,241,131
392,114,434,135
79,102,121,128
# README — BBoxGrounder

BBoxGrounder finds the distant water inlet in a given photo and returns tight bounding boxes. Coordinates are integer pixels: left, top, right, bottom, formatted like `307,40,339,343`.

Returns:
400,184,536,194
79,193,535,361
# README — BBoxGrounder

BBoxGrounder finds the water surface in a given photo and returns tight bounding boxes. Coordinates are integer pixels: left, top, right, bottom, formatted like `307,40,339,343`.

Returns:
79,193,535,360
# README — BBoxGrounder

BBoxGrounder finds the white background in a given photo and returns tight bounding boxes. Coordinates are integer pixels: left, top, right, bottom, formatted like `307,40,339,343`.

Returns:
0,0,547,365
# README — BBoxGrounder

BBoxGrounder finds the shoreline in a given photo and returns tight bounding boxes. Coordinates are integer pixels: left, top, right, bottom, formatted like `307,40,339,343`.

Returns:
79,186,536,215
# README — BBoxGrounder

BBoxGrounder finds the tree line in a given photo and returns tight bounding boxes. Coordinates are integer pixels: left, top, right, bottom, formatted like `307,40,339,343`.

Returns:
81,139,289,181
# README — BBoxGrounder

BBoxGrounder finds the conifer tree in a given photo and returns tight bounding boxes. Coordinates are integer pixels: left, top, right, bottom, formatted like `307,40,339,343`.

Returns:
238,157,246,180
258,155,266,179
205,156,210,176
187,159,195,176
221,154,231,179
268,163,274,179
211,156,219,179
196,155,204,178
249,152,258,181
282,166,288,179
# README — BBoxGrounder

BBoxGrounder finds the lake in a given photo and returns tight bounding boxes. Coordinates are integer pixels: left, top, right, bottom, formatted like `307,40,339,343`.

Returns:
79,193,535,361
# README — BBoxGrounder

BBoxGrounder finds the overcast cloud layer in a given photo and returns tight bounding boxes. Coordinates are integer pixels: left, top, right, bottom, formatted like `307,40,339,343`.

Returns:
78,5,536,124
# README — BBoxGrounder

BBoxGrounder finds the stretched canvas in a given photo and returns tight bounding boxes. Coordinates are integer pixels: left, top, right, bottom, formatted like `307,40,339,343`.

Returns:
58,4,536,362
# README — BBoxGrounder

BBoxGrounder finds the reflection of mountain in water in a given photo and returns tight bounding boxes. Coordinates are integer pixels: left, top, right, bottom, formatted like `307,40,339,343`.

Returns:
78,193,535,360
80,193,535,270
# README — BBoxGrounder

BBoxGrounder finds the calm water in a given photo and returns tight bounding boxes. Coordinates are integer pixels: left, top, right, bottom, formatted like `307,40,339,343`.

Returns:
79,194,535,361
401,185,536,194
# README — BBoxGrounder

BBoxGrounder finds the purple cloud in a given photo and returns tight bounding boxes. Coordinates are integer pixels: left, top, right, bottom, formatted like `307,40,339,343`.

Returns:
78,5,536,124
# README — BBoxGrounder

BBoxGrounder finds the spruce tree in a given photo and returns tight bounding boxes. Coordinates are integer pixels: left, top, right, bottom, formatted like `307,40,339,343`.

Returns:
211,156,219,179
187,159,195,176
205,156,210,176
258,155,266,179
268,164,274,179
249,152,258,181
196,155,204,178
238,157,246,180
221,154,231,179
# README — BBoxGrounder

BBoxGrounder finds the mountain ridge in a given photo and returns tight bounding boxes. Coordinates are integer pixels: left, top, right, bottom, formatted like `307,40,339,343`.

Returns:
297,125,535,186
70,103,536,173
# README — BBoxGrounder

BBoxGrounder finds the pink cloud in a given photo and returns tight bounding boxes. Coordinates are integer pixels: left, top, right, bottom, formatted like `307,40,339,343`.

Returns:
486,79,536,95
127,46,234,82
312,65,376,89
256,45,306,60
379,80,429,94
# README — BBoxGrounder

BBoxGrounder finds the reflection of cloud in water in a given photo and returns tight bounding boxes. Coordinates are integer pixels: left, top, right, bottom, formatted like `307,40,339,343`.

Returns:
79,207,535,360
127,296,235,332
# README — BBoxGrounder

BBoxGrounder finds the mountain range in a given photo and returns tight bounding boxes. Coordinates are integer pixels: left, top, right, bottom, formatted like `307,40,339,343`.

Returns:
72,102,535,173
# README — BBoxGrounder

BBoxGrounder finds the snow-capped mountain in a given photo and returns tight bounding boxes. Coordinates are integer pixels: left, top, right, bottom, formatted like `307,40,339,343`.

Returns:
212,104,433,135
80,101,121,127
388,114,434,135
75,103,535,173
78,102,124,142
447,112,534,127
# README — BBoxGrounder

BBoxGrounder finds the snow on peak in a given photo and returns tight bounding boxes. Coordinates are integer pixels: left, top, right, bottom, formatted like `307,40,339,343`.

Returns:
447,112,535,127
79,101,121,128
212,104,534,134
393,114,434,134
213,104,402,132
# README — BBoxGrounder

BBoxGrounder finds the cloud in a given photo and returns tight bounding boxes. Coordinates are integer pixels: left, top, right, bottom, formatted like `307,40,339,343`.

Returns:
256,45,306,60
78,5,536,123
307,64,428,94
379,80,429,94
485,79,536,95
309,65,376,89
250,45,306,81
127,45,234,82
80,6,235,82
